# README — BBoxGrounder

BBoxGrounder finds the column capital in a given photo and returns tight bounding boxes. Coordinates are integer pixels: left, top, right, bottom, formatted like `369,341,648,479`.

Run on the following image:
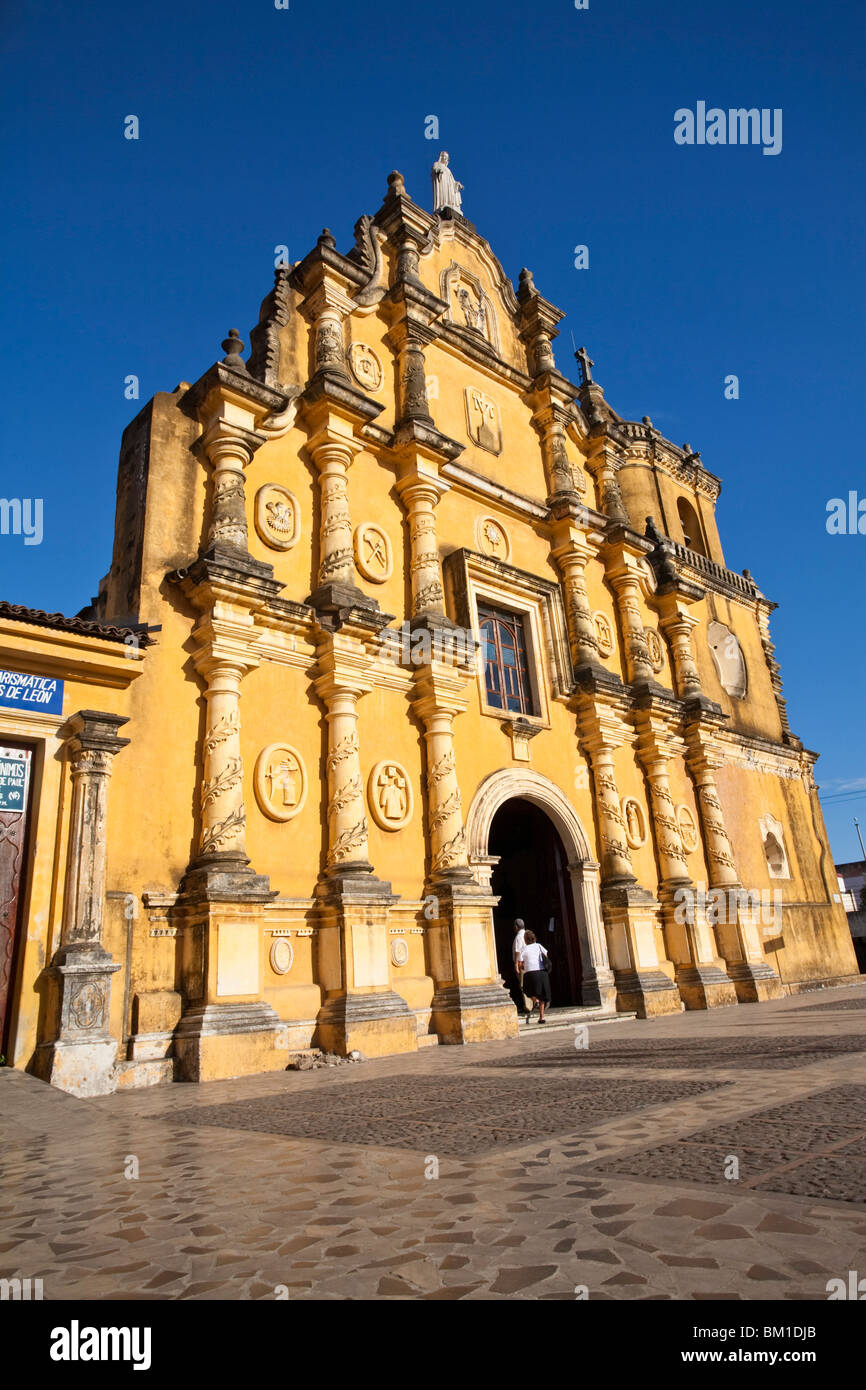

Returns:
64,710,130,760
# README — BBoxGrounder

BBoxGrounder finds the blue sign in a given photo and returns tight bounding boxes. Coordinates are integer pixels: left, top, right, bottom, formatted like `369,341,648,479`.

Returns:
0,669,64,716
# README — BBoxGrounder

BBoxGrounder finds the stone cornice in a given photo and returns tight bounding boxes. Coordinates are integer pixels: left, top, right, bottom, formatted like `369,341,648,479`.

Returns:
0,618,148,688
181,361,289,424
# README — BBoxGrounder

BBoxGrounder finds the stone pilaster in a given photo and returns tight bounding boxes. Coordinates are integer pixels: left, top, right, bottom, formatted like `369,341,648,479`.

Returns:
413,662,517,1044
36,711,128,1096
577,704,680,1017
685,725,783,1002
634,716,737,1010
314,637,374,875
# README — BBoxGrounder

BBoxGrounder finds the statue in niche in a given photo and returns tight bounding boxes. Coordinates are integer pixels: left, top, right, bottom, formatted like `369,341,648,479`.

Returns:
432,152,463,214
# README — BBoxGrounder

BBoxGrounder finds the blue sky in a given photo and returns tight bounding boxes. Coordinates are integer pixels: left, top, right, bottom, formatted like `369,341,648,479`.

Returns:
1,0,864,858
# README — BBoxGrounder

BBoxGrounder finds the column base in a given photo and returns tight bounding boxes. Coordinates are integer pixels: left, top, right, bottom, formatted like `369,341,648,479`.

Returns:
173,1002,289,1082
180,857,275,903
315,990,418,1058
614,969,683,1018
430,982,519,1045
675,964,739,1011
725,960,785,1003
31,1038,119,1097
580,967,618,1011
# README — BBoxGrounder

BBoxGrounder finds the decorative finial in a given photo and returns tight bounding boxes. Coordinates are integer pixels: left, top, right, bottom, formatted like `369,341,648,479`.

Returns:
432,151,463,215
387,170,405,197
221,328,248,372
574,345,594,385
683,442,692,454
318,228,336,249
743,568,752,580
518,267,535,292
642,415,654,428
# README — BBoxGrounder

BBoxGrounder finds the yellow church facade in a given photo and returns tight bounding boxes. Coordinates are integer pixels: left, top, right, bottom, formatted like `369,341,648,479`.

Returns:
0,166,858,1094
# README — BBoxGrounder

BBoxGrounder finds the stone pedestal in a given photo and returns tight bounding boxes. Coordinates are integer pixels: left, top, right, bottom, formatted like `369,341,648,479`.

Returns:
314,875,417,1057
601,882,682,1017
427,880,518,1045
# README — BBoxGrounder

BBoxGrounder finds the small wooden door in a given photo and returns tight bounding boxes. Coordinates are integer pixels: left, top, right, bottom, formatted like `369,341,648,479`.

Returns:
0,745,34,1054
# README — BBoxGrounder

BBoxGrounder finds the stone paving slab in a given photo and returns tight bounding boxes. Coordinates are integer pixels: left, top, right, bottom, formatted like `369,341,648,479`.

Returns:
2,982,866,1300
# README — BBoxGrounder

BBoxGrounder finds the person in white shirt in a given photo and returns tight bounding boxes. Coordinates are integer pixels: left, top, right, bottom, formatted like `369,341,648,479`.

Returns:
519,930,551,1022
512,919,531,1017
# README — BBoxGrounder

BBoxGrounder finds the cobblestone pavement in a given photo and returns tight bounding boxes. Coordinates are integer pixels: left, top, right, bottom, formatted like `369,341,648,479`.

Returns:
2,983,866,1301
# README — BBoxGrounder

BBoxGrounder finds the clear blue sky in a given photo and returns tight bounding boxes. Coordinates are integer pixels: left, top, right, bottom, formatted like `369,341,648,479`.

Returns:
1,0,864,859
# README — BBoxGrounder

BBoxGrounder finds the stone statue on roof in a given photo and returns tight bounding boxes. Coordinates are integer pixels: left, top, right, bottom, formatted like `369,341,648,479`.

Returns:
432,152,463,215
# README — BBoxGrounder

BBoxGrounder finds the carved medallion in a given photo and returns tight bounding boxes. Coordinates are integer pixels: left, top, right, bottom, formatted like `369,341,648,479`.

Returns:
254,744,307,822
368,760,413,831
354,523,393,583
592,611,615,658
644,628,664,673
390,937,410,968
269,938,294,975
348,342,384,393
476,515,510,561
69,980,105,1030
622,798,648,849
254,485,300,551
676,804,699,853
465,387,502,455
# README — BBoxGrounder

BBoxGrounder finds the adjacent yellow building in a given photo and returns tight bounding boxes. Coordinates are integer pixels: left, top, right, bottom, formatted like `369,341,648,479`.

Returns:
0,164,858,1095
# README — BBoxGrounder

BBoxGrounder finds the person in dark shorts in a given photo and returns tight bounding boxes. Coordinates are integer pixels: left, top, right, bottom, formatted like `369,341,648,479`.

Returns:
519,929,551,1022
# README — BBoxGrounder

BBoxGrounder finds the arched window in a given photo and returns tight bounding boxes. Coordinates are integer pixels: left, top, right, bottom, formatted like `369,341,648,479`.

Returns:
677,497,707,557
478,605,535,715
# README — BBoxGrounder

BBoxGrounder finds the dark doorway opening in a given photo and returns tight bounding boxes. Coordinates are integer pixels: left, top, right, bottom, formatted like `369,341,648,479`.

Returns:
489,797,583,1009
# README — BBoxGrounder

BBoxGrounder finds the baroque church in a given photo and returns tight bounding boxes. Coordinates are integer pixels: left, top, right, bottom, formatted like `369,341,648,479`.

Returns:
0,161,858,1094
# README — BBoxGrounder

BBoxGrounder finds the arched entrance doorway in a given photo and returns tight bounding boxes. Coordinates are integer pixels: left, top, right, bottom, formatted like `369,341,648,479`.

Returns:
489,798,582,1008
465,769,616,1014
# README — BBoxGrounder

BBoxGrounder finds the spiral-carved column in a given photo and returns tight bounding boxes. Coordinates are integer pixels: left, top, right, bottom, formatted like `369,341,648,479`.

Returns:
196,658,248,864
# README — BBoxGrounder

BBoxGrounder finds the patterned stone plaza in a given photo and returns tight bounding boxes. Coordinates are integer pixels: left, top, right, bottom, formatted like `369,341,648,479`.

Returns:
2,984,865,1301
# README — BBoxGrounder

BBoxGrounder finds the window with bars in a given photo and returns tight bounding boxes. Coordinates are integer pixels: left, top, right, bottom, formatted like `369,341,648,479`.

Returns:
478,604,536,715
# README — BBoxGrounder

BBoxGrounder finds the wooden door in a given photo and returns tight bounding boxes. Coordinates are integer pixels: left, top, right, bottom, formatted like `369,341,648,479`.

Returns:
0,745,34,1054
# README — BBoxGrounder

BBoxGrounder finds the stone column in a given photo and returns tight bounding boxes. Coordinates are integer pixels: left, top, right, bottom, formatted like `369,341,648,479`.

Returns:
312,436,357,591
393,322,435,426
535,406,578,498
658,607,703,699
39,711,129,1096
413,664,516,1044
636,726,737,1009
606,561,656,685
203,426,252,552
578,713,680,1018
586,442,630,524
396,475,446,618
312,633,417,1058
587,742,635,884
552,536,600,667
316,673,370,875
685,729,782,1001
568,858,617,1010
195,656,248,869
